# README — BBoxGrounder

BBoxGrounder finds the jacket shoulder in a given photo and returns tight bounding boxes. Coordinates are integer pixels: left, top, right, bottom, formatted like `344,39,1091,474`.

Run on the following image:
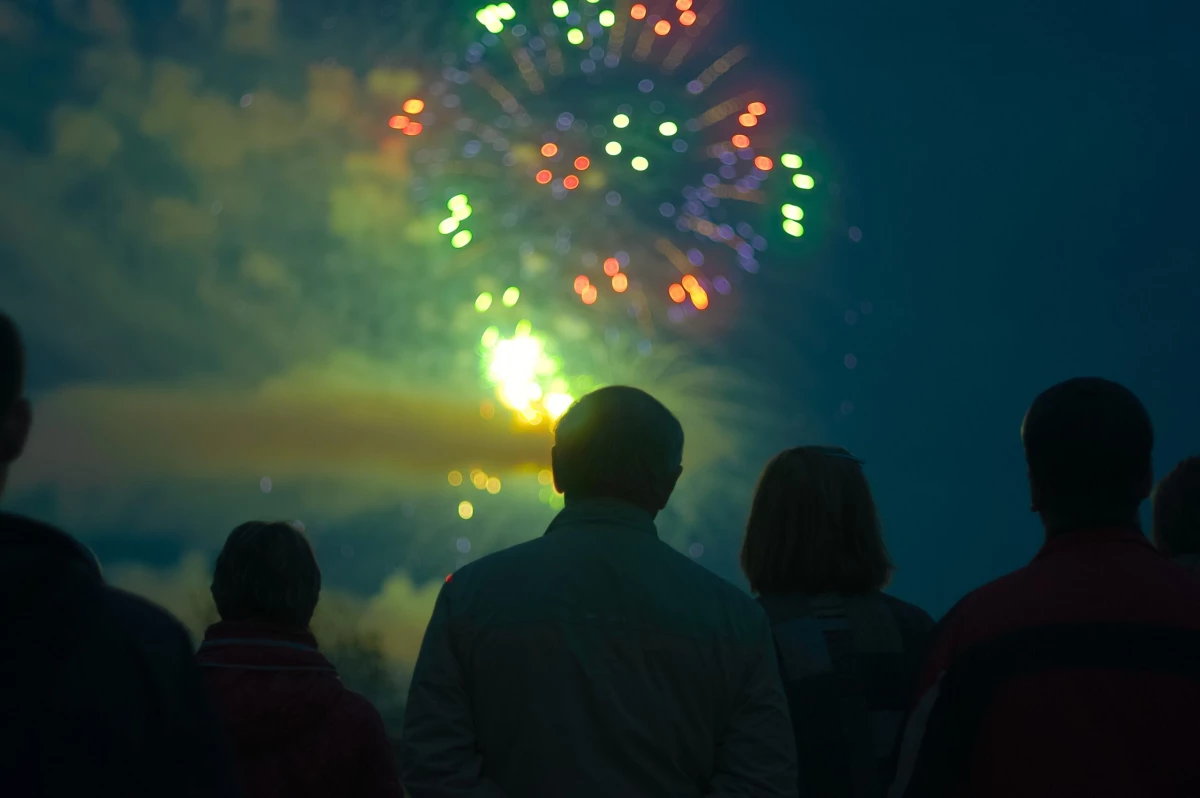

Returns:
95,585,196,649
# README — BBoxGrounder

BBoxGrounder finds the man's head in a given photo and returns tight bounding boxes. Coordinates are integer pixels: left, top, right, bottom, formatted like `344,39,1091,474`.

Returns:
551,386,684,515
1021,378,1153,526
0,312,32,500
211,521,322,629
1152,457,1200,558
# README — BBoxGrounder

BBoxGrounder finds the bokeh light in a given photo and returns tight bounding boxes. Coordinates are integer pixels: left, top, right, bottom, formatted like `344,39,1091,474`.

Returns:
732,134,750,149
603,257,621,276
631,4,647,20
458,501,474,520
475,292,493,311
612,273,629,292
402,98,425,114
541,142,559,157
654,20,672,36
793,174,816,189
631,156,649,171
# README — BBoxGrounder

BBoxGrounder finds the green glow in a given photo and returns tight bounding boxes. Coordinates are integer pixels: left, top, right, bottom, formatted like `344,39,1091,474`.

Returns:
792,174,815,190
781,203,804,221
496,2,516,18
567,28,585,45
451,204,473,221
481,326,501,348
475,7,504,34
502,286,520,307
475,292,494,312
447,194,469,210
515,319,533,336
599,9,616,25
612,113,630,129
451,230,473,248
438,217,460,235
781,153,803,169
605,141,623,155
658,121,678,137
551,0,569,17
631,156,649,171
783,220,805,237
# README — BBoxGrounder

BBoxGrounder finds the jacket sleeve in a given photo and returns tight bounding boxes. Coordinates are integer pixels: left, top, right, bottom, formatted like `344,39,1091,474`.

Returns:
400,580,508,798
708,615,798,798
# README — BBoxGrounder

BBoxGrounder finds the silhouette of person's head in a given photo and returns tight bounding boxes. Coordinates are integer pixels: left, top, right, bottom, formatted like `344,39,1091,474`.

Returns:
0,312,32,500
1022,377,1153,532
741,446,893,596
551,386,684,516
1152,457,1200,558
211,521,322,629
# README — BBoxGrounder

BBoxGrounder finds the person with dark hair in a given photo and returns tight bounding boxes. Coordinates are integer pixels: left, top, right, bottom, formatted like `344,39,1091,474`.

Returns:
1152,456,1200,573
890,378,1200,798
401,386,797,797
197,521,404,798
741,446,933,798
0,311,241,796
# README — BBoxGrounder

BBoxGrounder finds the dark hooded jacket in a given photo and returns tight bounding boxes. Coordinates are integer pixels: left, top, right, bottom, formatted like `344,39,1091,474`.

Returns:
0,512,241,797
196,620,404,798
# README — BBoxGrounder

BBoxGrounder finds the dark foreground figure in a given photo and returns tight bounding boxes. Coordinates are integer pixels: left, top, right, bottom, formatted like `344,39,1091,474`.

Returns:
0,312,241,797
1152,456,1200,575
890,378,1200,798
742,446,934,798
401,386,797,797
197,521,404,798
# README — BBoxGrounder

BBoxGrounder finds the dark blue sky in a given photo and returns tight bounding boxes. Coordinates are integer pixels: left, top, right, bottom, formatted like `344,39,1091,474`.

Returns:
740,0,1200,613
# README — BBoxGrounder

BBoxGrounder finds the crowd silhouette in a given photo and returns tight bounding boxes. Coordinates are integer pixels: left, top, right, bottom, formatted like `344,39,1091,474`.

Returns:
3,308,1200,798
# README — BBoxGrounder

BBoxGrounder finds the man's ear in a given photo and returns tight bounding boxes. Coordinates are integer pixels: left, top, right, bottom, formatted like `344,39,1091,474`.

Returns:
0,399,31,464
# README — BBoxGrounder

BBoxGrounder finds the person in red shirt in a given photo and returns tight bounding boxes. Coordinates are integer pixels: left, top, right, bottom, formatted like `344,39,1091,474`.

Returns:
889,378,1200,798
197,521,404,798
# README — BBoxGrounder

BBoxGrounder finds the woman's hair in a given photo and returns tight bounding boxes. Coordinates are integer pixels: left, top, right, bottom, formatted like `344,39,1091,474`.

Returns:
211,521,321,628
1152,457,1200,558
740,446,893,596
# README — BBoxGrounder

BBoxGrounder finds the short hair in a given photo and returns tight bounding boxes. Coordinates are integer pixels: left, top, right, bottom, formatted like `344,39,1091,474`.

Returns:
1022,378,1153,509
1152,457,1200,558
0,312,24,410
553,386,684,504
211,521,321,628
741,446,893,596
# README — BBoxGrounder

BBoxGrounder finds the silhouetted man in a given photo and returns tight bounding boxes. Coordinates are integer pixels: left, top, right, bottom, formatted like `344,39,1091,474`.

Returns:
401,386,797,797
889,378,1200,798
1152,456,1200,575
0,312,241,797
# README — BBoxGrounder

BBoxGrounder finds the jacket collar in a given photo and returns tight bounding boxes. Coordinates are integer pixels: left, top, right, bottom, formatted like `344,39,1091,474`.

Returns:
544,497,659,539
1035,526,1152,561
197,620,337,673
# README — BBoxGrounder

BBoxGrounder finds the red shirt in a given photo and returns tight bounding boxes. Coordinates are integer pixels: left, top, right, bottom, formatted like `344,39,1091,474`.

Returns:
890,528,1200,798
197,621,404,798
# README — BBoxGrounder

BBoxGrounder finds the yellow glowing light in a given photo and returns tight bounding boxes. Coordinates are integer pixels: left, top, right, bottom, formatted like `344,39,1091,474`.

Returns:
782,203,804,220
783,220,805,237
732,134,750,149
654,19,671,35
486,477,502,494
475,292,493,312
668,283,686,303
781,153,803,169
403,98,425,114
739,113,758,127
681,274,699,291
748,101,768,116
582,285,598,304
537,469,553,485
541,142,559,157
567,28,585,45
612,273,629,292
458,501,474,519
515,319,533,336
679,10,697,25
755,155,774,171
497,3,516,19
676,0,692,9
631,156,649,171
659,121,678,136
536,169,553,184
552,0,570,17
544,392,574,419
388,115,410,130
502,286,520,307
485,326,565,422
438,217,460,235
603,257,620,276
692,288,710,310
452,230,473,248
613,113,630,128
599,9,616,26
448,470,463,486
481,326,501,348
451,203,473,221
793,174,816,190
473,470,488,488
605,141,623,155
573,275,590,294
631,4,647,20
448,194,469,210
480,400,495,419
